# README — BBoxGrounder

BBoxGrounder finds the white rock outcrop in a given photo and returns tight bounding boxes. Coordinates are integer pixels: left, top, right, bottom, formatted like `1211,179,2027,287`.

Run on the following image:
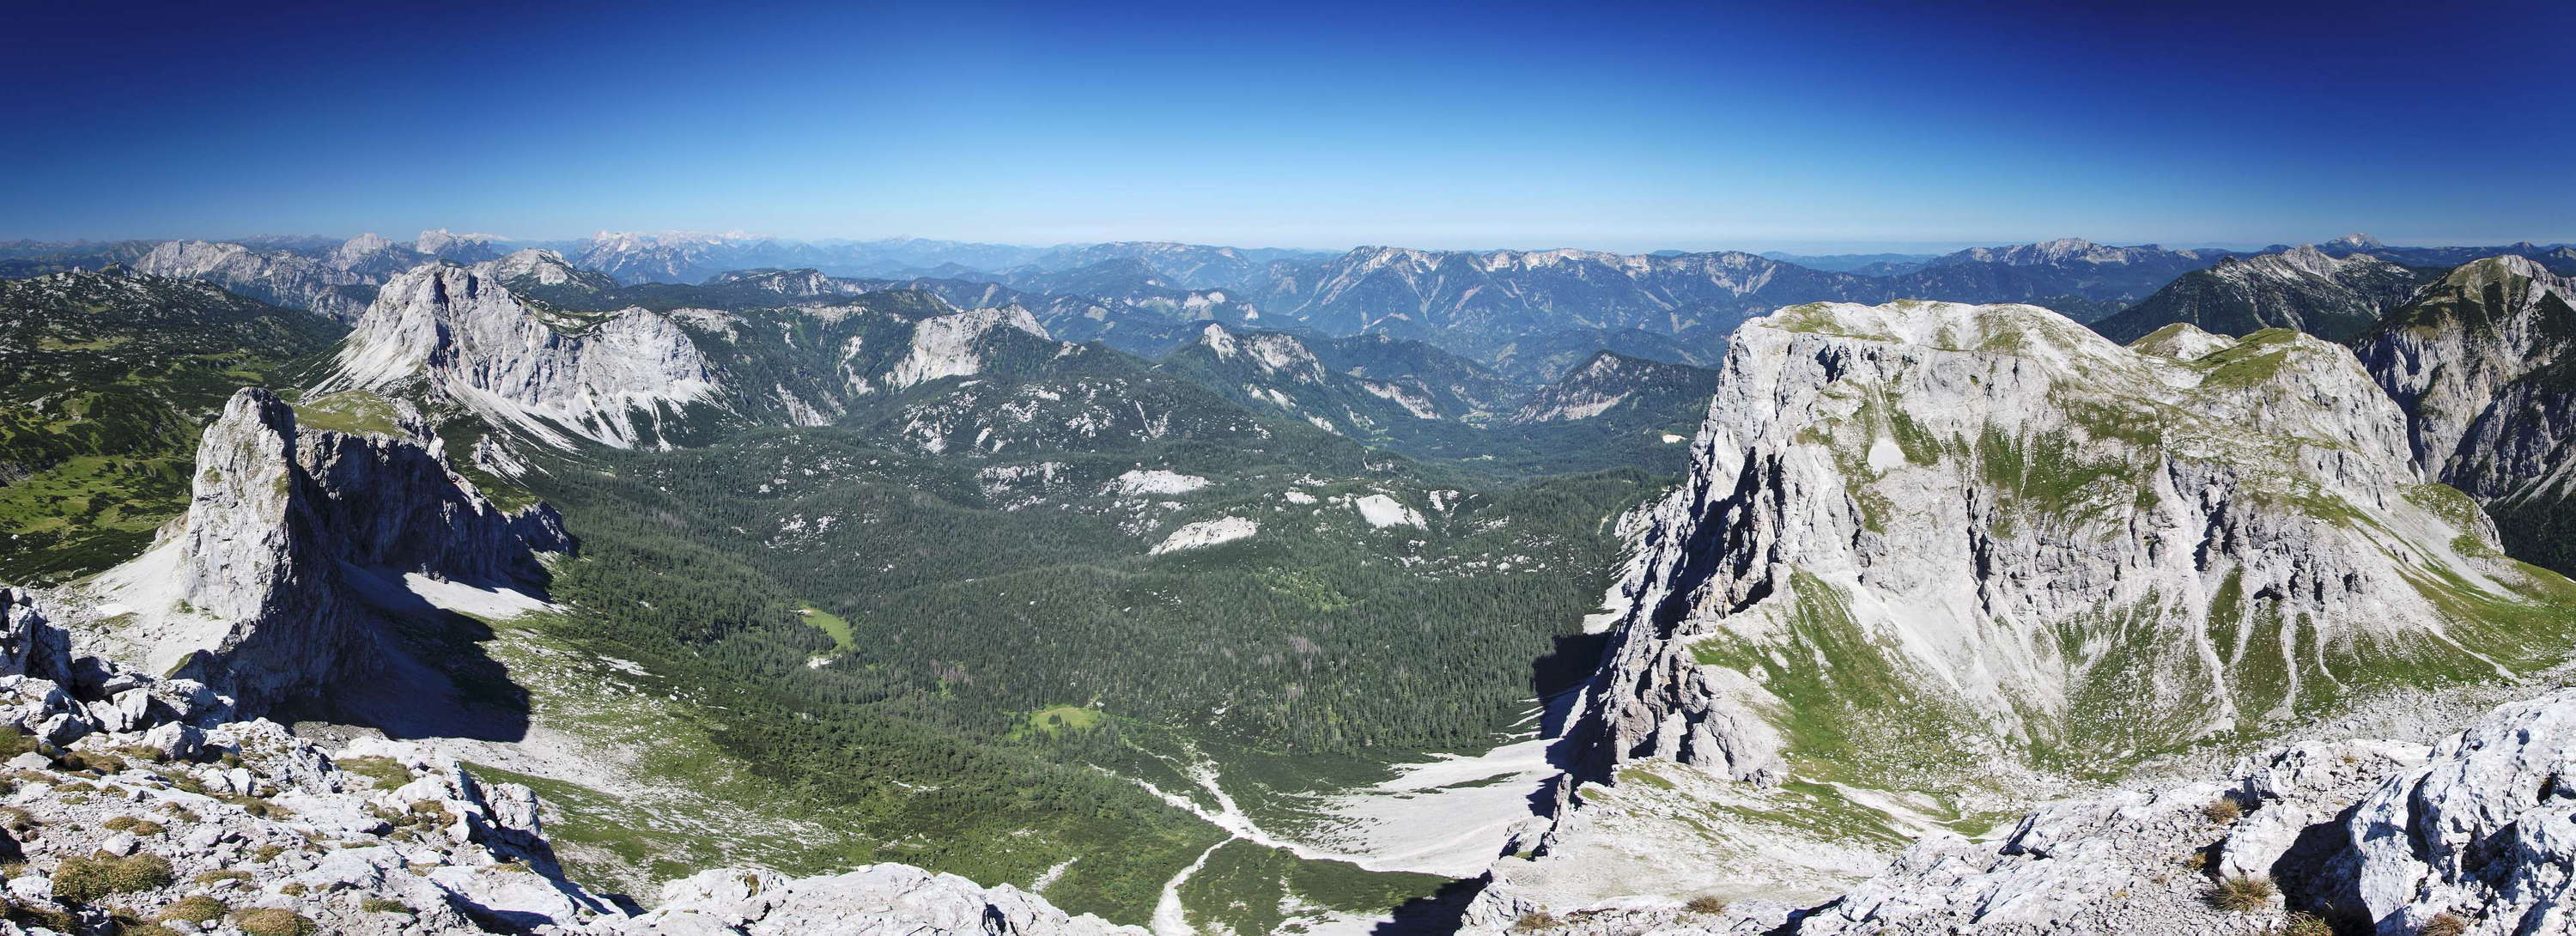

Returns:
82,388,569,711
1481,299,2576,918
317,250,723,448
2326,691,2576,935
879,305,1054,390
1150,516,1258,554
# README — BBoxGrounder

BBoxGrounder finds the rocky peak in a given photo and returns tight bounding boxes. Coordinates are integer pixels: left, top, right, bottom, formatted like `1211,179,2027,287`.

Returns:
82,388,569,711
877,304,1055,390
2328,231,2387,250
332,233,399,266
1499,298,2576,914
1232,329,1329,383
412,228,503,259
1506,350,1713,424
2360,255,2576,485
483,247,591,288
319,257,722,448
2126,321,2239,359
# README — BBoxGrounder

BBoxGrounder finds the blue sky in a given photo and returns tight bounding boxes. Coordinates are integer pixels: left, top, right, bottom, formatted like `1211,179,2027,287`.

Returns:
4,0,2571,252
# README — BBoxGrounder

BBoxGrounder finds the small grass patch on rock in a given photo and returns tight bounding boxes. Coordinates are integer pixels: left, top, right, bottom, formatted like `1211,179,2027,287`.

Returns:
2207,873,2276,913
156,895,228,924
332,755,411,789
51,853,174,904
232,907,319,936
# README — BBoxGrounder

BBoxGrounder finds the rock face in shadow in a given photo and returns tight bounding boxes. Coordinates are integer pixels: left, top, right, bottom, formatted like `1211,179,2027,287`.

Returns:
125,388,569,712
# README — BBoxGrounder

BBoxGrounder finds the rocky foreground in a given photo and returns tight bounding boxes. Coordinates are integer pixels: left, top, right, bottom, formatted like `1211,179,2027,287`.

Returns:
1466,687,2576,935
0,384,1144,935
0,587,1144,936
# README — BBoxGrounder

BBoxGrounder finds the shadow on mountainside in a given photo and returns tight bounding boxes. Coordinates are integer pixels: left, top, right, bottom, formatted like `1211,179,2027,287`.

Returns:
275,569,534,742
1528,630,1608,735
1371,876,1487,935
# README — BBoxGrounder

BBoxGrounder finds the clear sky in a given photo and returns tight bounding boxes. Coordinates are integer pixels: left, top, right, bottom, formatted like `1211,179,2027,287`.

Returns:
5,0,2571,252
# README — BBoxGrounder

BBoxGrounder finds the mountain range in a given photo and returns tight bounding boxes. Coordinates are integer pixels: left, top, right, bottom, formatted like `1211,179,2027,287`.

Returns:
9,229,2576,936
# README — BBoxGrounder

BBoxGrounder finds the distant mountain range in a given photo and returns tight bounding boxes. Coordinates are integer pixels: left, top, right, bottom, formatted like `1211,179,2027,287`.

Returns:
2091,245,2433,343
15,229,2576,381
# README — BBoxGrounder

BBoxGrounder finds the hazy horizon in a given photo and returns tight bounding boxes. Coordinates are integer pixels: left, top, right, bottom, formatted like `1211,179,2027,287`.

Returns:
9,228,2567,260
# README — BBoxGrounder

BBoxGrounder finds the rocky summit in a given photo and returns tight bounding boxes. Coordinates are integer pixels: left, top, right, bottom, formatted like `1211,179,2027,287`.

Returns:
65,388,568,713
317,252,723,450
2360,256,2576,573
1467,298,2576,921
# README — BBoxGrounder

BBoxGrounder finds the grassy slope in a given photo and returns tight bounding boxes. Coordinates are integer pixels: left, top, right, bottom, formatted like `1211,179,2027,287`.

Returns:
0,271,345,580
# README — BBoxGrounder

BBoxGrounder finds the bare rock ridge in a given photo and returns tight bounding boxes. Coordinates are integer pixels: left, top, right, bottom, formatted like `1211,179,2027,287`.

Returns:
1471,299,2576,924
2093,244,2428,343
92,388,569,712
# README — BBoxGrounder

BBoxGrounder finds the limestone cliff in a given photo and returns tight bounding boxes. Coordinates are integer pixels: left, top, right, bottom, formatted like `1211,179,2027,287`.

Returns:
1480,299,2576,916
82,388,569,711
2359,256,2576,573
317,250,722,448
1579,300,2564,790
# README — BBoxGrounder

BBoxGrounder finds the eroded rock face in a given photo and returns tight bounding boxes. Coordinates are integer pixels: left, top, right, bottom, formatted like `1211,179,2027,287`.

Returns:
172,389,349,704
2360,256,2576,489
2358,257,2576,574
132,240,380,321
878,305,1053,390
101,388,569,712
1573,301,2557,793
319,250,722,448
1485,299,2576,918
